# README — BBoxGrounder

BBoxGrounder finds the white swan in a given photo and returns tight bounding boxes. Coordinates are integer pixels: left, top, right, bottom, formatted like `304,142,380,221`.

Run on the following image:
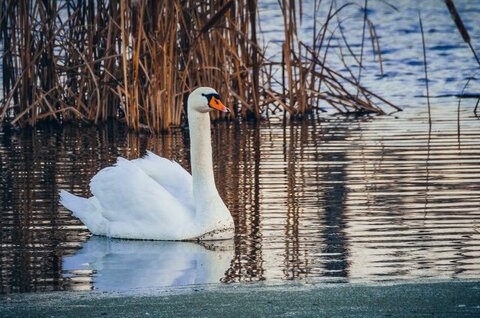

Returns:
60,87,234,240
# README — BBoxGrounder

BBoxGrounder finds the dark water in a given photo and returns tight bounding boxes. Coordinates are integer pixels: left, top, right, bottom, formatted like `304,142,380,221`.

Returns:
1,101,480,293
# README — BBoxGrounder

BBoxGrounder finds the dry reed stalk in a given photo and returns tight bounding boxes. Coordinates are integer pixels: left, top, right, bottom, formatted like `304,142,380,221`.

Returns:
357,0,368,89
266,0,398,116
445,0,480,67
444,0,480,119
0,0,399,132
419,13,432,128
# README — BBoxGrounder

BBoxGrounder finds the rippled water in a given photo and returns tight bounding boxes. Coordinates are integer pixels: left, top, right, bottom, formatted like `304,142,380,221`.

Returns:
1,0,480,293
1,101,479,293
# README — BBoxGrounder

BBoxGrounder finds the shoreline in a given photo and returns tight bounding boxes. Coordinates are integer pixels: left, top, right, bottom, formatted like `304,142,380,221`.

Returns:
1,280,479,317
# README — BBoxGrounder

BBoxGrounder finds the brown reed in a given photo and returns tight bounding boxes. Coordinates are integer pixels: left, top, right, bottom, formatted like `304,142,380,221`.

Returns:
0,0,399,133
445,0,480,67
418,12,432,128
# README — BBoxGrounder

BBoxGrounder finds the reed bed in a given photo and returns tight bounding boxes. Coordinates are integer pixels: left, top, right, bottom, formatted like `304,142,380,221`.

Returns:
0,0,399,133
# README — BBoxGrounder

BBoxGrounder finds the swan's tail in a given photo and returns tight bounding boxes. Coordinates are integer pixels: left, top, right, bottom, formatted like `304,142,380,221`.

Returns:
59,190,107,236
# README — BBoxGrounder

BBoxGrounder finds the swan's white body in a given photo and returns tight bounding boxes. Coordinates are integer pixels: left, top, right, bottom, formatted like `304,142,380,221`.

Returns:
60,87,234,240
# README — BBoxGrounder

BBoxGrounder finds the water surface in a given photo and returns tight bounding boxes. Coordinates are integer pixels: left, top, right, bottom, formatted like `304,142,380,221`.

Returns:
1,101,479,293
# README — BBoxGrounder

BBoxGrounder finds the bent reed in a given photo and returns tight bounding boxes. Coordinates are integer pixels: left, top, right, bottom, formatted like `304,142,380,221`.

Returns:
0,0,399,133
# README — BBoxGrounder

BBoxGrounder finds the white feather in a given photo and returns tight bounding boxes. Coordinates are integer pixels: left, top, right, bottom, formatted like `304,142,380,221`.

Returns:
60,87,234,241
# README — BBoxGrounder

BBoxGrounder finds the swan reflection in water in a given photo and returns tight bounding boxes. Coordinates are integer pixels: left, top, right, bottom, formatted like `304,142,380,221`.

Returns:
63,236,234,291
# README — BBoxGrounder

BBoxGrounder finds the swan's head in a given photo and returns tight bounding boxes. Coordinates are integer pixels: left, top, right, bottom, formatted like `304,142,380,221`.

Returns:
188,87,229,114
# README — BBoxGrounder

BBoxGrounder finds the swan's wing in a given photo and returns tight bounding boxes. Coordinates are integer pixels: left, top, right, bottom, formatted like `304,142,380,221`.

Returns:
90,157,194,239
131,151,194,211
59,190,109,236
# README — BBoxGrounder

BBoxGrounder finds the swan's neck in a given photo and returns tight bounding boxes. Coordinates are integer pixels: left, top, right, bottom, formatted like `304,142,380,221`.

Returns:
188,111,221,212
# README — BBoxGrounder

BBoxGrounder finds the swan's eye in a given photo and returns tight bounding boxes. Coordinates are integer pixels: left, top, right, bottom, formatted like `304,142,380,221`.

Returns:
202,93,221,107
202,93,228,112
202,93,221,104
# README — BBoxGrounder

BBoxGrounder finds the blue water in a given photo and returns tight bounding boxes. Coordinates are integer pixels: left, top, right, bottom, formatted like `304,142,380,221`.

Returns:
259,0,480,105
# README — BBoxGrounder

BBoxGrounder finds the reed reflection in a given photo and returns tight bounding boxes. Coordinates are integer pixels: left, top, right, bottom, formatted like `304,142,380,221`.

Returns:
318,126,350,280
1,103,480,293
216,122,265,283
0,127,87,293
344,107,480,281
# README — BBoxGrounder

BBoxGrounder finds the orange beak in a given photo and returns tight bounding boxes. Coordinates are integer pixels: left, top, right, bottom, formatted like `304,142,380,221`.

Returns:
209,96,229,113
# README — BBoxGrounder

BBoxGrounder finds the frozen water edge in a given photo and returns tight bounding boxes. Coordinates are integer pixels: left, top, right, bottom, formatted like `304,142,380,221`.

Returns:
1,279,480,317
